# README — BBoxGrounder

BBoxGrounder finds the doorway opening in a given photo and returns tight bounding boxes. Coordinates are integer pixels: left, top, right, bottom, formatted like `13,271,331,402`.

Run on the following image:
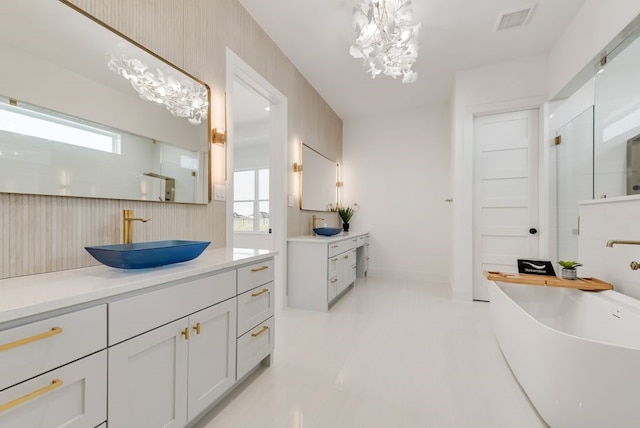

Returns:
226,49,288,310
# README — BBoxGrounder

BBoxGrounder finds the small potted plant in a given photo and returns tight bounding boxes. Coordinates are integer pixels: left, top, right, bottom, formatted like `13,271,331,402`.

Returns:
333,203,359,232
558,260,582,280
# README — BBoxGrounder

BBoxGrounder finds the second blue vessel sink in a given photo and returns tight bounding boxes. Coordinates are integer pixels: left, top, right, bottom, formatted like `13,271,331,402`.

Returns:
313,227,342,237
85,240,210,269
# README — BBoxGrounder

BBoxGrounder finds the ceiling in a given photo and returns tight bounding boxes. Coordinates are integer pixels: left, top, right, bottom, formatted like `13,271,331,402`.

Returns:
238,0,586,120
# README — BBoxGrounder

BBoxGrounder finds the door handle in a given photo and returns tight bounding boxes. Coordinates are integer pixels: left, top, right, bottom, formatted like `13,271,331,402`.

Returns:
529,228,538,235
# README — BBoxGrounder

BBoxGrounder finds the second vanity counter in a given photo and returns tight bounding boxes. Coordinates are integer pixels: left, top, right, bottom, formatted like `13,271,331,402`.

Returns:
288,232,369,311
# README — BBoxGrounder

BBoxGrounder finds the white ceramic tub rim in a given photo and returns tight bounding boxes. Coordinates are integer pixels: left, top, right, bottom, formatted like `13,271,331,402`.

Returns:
493,282,640,351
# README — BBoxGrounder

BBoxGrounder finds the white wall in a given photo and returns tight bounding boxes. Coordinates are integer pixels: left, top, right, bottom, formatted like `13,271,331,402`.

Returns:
549,0,640,99
342,105,451,283
451,55,549,300
579,196,640,300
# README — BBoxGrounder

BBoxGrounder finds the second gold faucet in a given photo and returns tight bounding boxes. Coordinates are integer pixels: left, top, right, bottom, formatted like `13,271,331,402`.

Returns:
123,209,151,244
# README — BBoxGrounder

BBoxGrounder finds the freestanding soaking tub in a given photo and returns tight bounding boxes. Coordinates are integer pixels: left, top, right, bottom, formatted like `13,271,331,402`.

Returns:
489,280,640,428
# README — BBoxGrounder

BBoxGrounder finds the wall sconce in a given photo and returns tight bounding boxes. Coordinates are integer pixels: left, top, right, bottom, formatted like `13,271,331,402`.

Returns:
212,127,226,145
212,91,227,145
293,162,303,173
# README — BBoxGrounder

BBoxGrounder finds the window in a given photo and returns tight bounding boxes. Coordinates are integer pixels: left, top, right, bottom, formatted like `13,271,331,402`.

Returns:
233,168,269,232
0,97,120,154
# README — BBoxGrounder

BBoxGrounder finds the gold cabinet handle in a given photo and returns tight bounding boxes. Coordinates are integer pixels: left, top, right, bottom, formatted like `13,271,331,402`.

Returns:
251,266,269,272
181,327,190,340
331,245,339,248
0,379,63,413
251,326,269,338
0,327,63,352
251,288,269,297
330,278,338,283
343,255,349,259
193,322,201,335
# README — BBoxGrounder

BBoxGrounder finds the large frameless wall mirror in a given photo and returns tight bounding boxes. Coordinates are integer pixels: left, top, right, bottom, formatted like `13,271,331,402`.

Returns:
554,13,640,260
300,143,338,211
0,0,210,203
594,26,640,199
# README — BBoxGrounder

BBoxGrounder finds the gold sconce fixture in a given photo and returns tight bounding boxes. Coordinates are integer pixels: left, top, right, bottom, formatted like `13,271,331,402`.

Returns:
212,91,227,145
212,127,226,145
293,162,303,173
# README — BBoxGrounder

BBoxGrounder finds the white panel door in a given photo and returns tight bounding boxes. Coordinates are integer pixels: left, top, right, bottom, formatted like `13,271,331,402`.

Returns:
473,109,539,301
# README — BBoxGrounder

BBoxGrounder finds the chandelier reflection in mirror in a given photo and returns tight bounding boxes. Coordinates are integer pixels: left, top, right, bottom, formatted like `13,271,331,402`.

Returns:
350,0,421,83
107,54,208,125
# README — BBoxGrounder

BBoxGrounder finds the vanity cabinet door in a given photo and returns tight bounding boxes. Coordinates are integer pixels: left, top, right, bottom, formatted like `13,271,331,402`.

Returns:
0,350,107,428
187,298,237,421
108,319,188,428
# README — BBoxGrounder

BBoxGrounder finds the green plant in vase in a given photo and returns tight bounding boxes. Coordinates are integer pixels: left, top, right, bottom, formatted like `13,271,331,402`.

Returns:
333,203,359,232
558,260,582,280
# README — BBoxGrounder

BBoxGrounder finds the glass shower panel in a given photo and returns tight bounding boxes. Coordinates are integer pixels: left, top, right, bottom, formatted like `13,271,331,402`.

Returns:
556,107,594,263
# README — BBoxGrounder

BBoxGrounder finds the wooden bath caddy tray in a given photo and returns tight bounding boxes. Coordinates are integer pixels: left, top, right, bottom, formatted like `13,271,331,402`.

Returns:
483,271,613,291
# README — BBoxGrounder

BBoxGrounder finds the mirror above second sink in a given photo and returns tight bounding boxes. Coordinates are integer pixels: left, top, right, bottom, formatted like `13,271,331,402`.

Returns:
300,143,339,211
0,0,211,204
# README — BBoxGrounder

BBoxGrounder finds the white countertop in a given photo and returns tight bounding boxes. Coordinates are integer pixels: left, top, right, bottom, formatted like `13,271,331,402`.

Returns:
0,247,276,325
287,231,368,244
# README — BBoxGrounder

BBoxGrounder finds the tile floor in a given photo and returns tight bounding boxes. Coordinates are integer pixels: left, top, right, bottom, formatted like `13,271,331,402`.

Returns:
193,277,548,428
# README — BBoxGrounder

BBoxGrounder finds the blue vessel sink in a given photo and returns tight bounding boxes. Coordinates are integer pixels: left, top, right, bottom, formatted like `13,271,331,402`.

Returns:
313,227,342,237
85,240,210,269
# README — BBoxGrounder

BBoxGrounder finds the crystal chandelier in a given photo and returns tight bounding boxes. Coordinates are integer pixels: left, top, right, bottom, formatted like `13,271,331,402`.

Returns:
107,54,208,125
349,0,421,83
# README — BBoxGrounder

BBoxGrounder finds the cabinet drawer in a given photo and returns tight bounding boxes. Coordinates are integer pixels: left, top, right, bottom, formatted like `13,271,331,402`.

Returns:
0,350,107,428
328,239,355,258
237,317,274,380
237,259,274,294
357,235,366,247
237,282,275,337
109,270,236,345
0,305,106,390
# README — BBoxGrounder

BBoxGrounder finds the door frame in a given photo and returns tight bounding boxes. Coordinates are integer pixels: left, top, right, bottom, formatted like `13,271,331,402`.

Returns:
472,109,540,301
226,48,288,310
451,96,549,301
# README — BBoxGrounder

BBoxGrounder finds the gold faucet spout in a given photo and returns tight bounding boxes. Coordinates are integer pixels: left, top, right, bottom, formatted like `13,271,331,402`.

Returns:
123,209,151,244
312,215,325,235
606,239,640,247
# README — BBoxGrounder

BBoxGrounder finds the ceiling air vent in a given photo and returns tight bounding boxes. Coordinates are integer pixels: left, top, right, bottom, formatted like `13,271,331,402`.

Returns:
494,4,536,31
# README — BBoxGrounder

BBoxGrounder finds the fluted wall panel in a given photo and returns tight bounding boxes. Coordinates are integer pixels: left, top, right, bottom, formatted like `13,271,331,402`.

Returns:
0,0,342,279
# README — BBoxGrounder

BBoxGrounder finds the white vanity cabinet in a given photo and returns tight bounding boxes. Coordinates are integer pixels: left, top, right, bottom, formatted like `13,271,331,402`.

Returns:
288,233,369,311
236,261,276,380
0,305,107,428
107,270,237,428
0,248,277,428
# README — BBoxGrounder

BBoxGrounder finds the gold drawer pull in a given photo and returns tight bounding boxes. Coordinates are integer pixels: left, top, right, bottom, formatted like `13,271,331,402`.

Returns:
193,322,201,335
330,278,338,283
251,288,269,297
343,255,349,259
181,327,190,340
251,326,269,337
251,266,269,272
0,327,63,352
331,245,339,248
0,379,63,413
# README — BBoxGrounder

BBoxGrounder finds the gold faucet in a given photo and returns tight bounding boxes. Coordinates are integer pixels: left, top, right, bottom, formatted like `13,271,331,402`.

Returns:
123,209,150,244
312,215,324,236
